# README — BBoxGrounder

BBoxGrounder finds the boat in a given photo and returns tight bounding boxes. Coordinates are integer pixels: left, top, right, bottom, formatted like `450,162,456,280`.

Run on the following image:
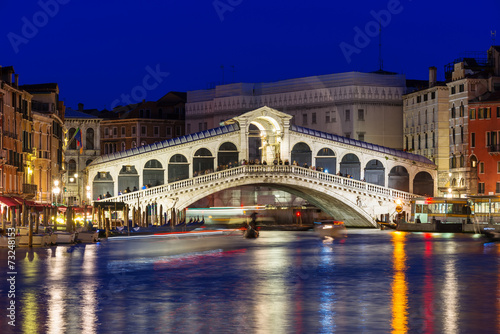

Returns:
54,231,76,244
243,226,259,238
75,227,99,243
314,220,347,239
483,230,500,242
186,218,205,231
377,220,397,230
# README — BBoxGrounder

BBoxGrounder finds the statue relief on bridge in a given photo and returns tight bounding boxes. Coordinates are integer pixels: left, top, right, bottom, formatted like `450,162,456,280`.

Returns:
258,133,282,163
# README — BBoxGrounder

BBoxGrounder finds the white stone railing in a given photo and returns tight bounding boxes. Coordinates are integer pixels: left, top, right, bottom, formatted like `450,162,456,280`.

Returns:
100,165,417,204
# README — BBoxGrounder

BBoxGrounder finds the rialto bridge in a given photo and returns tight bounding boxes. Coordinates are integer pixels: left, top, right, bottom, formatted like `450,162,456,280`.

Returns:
88,106,436,227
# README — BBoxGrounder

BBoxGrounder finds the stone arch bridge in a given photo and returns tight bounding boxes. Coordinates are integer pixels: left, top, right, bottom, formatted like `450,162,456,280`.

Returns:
88,106,436,227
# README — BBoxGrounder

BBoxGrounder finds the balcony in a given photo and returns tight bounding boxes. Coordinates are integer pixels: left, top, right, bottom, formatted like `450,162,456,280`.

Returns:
489,144,500,155
22,147,34,154
37,150,50,159
22,183,37,198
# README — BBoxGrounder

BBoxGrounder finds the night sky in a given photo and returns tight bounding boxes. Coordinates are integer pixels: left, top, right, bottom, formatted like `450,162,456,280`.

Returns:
1,0,498,110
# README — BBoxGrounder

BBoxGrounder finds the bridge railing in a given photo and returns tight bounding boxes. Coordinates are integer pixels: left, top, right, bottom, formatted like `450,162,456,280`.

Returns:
100,165,416,204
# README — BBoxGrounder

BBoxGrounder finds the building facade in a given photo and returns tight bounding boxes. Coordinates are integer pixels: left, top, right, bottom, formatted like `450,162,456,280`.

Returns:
403,67,450,194
0,66,35,199
100,92,185,155
468,91,500,195
446,47,500,197
186,72,408,150
21,83,66,204
64,107,101,206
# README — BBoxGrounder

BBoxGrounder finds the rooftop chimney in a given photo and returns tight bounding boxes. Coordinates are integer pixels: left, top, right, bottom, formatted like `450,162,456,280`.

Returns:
78,103,84,111
429,66,437,88
14,74,19,87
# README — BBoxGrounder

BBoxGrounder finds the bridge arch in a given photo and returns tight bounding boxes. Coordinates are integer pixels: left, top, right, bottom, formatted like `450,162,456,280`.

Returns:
364,159,385,186
388,166,409,192
340,153,360,179
291,142,312,167
193,148,214,175
176,177,377,227
168,154,189,183
413,171,434,196
118,165,139,193
93,172,113,199
217,142,239,168
143,159,164,187
315,148,336,174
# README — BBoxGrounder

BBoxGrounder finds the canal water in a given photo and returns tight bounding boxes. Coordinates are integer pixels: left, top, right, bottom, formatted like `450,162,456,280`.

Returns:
1,229,499,333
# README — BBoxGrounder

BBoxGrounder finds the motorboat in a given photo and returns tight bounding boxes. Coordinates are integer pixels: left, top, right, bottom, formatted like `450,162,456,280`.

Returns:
54,231,76,244
76,227,99,243
314,220,347,239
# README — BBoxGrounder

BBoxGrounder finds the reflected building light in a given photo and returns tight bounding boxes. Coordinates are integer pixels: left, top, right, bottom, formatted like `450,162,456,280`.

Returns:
47,247,68,334
391,232,408,333
443,244,458,333
254,247,289,332
21,292,38,333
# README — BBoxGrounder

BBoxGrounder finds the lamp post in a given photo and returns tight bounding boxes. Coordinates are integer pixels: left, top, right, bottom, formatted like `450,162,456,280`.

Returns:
53,180,60,205
74,173,79,206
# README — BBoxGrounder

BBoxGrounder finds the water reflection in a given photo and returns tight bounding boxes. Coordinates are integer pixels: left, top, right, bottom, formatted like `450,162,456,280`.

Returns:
442,243,458,333
4,230,500,333
391,232,408,333
80,246,97,334
21,250,41,334
46,247,68,334
423,235,434,333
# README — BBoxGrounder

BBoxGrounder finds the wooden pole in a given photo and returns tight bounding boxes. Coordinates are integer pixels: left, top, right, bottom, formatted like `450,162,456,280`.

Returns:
43,207,48,231
104,208,109,238
159,205,163,226
1,206,5,231
28,207,33,247
66,206,72,232
22,202,26,227
35,208,40,234
53,207,57,232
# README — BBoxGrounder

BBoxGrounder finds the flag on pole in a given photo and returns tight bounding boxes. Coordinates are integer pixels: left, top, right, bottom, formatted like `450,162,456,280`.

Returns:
74,128,83,154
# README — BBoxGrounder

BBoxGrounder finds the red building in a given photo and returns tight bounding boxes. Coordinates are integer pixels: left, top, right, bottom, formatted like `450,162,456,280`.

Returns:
468,91,500,194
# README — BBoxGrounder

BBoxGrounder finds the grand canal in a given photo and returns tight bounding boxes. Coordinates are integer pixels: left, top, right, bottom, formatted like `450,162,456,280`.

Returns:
1,229,499,333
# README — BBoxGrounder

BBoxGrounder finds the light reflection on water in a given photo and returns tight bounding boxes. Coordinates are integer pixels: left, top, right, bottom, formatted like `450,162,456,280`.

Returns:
1,230,500,333
391,232,408,333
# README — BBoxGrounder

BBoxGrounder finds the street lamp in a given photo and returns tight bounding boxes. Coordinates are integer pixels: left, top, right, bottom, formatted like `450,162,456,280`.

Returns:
448,188,452,198
53,180,61,205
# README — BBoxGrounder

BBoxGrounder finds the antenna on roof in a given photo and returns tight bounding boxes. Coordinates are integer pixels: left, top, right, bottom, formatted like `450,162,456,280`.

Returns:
492,30,497,44
379,20,383,71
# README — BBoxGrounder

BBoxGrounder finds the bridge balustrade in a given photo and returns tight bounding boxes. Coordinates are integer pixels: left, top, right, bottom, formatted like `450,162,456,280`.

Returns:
99,165,416,204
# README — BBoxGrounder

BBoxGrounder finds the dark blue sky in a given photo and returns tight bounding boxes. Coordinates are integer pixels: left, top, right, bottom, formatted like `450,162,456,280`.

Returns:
1,0,498,110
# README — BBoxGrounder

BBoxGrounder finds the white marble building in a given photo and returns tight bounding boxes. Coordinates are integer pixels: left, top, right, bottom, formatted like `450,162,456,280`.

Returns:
186,71,407,150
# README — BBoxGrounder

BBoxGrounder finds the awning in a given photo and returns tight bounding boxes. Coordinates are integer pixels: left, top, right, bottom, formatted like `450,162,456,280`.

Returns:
0,196,20,207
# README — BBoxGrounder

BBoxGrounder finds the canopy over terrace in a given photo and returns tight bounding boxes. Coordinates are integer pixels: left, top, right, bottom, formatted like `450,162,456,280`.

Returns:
0,196,53,211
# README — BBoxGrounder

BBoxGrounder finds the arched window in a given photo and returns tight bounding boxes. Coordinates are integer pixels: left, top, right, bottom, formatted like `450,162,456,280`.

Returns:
121,142,126,151
68,128,77,150
132,141,137,148
86,128,94,149
451,104,456,118
68,159,76,173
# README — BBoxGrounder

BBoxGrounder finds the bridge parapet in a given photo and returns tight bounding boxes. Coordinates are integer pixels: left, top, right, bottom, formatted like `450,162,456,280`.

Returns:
100,165,417,206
